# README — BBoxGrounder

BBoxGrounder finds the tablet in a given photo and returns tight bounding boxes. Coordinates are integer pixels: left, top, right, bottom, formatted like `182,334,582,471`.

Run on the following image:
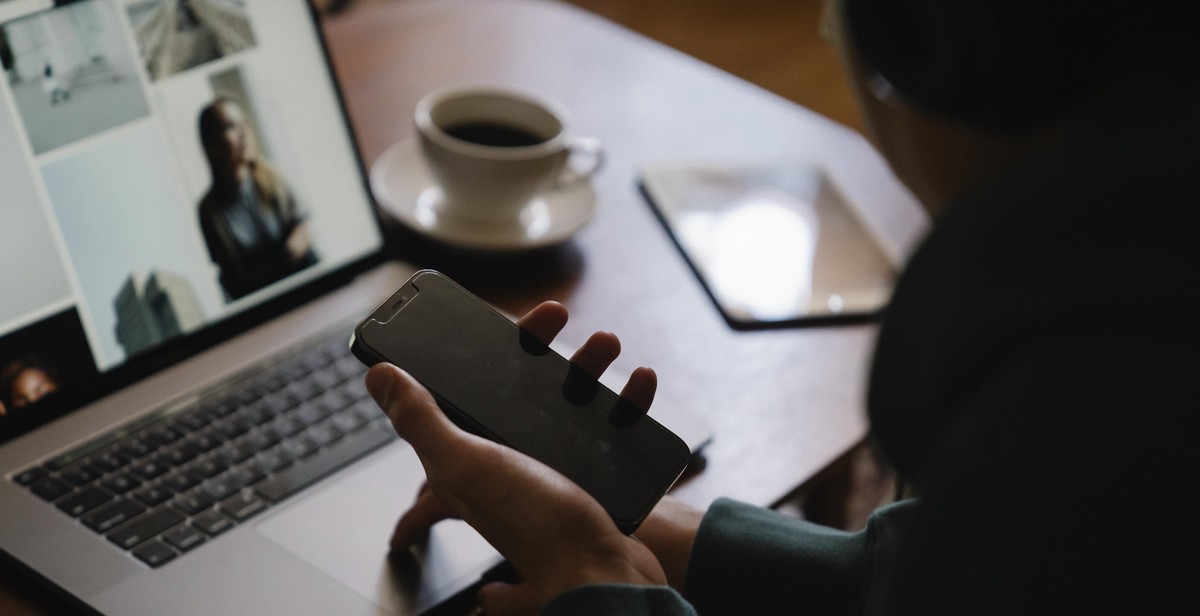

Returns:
640,162,894,329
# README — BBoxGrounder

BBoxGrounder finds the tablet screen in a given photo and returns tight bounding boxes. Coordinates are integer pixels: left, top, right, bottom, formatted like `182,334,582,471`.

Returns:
641,162,894,328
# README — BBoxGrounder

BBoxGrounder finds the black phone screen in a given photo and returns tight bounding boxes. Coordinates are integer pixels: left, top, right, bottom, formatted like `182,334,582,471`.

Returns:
353,271,689,532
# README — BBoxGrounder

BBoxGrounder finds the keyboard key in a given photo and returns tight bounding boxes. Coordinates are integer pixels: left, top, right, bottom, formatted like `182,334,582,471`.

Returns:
280,437,317,461
199,427,226,446
102,474,142,495
60,462,102,487
330,411,366,434
340,378,369,402
14,466,49,486
261,372,289,393
210,400,239,418
238,403,273,426
211,418,248,440
31,477,74,502
291,378,321,400
323,387,355,409
311,368,341,391
334,355,364,381
91,451,130,473
57,487,113,517
301,352,330,374
173,491,215,516
213,443,255,466
277,386,304,408
157,446,197,467
276,358,305,383
242,429,279,451
82,499,146,533
132,540,177,567
201,479,239,501
220,492,267,521
306,424,340,448
161,472,200,493
267,416,305,440
146,424,184,446
352,401,380,423
230,386,260,406
256,428,393,503
187,433,222,453
130,459,170,480
162,525,206,552
118,436,158,460
229,465,265,487
132,484,175,507
254,451,290,474
192,510,235,536
261,393,292,416
294,403,329,426
184,458,227,480
107,508,183,550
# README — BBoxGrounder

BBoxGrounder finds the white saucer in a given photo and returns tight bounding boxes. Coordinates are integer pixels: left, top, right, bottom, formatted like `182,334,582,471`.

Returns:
370,138,597,251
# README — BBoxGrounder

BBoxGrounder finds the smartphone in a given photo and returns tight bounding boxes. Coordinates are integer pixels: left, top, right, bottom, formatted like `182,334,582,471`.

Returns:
350,270,690,533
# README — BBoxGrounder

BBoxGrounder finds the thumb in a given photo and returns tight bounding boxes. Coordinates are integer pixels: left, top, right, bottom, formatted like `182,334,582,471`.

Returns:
364,364,459,464
477,581,541,616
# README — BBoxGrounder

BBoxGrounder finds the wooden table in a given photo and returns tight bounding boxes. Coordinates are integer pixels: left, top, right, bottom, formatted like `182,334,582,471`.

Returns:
0,0,924,613
328,0,926,509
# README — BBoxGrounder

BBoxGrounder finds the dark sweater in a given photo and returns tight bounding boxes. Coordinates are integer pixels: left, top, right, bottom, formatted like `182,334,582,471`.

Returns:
544,85,1200,615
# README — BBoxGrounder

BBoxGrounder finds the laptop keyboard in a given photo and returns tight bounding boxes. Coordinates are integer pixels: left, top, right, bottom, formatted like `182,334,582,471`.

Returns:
9,327,397,568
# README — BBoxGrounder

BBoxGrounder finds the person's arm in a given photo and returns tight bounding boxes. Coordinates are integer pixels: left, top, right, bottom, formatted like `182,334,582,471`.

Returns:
285,221,312,263
198,199,243,300
683,497,916,615
541,496,918,616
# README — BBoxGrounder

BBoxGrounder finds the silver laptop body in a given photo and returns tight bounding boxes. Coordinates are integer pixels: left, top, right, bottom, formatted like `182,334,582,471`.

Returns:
0,1,500,613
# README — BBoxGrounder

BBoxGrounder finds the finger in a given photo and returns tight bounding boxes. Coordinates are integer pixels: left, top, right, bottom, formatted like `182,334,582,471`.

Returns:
515,301,569,346
390,484,456,551
365,363,462,468
568,331,621,380
477,581,541,616
619,366,657,413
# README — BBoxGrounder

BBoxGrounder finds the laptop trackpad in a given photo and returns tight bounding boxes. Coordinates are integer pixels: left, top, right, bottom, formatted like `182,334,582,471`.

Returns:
256,442,501,615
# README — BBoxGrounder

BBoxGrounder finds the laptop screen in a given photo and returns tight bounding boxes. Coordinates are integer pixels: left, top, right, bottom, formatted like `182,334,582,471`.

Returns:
0,0,385,443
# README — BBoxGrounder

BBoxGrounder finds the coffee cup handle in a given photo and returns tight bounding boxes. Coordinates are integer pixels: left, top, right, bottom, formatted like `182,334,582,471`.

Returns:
555,136,605,188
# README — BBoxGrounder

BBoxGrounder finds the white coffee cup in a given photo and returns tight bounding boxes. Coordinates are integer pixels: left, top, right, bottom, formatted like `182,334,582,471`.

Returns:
414,86,603,224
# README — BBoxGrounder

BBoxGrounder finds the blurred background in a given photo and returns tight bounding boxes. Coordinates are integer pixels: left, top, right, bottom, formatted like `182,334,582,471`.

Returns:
316,0,864,134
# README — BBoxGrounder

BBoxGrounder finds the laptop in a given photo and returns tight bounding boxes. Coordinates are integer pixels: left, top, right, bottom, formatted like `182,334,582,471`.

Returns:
0,1,708,614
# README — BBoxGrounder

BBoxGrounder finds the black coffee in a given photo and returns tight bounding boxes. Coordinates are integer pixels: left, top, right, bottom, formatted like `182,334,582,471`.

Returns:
441,121,547,147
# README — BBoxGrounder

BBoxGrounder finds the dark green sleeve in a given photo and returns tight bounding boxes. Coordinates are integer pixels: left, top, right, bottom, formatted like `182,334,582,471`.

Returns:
541,584,696,615
540,499,916,615
683,497,917,615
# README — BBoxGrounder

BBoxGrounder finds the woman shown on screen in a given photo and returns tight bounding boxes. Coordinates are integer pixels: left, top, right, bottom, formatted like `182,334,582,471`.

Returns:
197,97,317,301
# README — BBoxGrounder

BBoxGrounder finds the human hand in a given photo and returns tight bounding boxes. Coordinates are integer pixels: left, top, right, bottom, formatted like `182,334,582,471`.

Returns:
367,301,664,614
285,223,311,261
386,301,659,550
